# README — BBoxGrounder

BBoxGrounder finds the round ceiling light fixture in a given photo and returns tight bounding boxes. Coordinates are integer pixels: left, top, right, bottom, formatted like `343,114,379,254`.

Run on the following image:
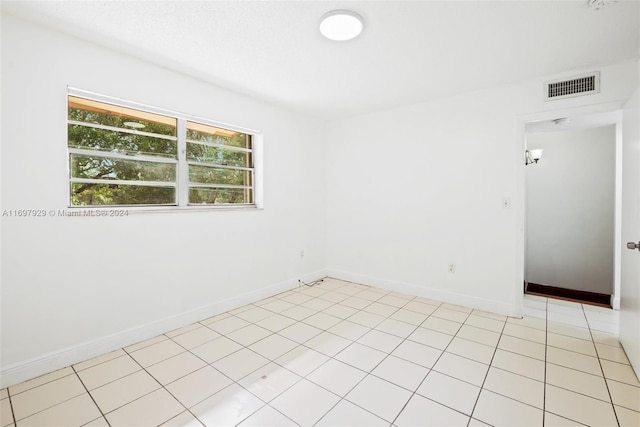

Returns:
319,10,364,41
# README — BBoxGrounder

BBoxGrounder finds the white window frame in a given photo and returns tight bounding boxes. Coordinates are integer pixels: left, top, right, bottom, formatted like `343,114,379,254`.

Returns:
67,87,263,211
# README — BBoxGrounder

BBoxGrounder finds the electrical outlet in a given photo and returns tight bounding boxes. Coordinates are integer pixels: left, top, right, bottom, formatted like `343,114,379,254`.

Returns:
448,263,455,274
300,249,305,258
502,197,512,209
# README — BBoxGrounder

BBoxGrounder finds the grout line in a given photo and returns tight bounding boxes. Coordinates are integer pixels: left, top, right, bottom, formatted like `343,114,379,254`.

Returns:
6,387,17,427
71,365,111,427
584,303,621,426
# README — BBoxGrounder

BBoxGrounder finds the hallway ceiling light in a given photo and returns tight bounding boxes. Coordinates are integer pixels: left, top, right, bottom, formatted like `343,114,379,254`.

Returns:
525,149,544,165
319,10,364,41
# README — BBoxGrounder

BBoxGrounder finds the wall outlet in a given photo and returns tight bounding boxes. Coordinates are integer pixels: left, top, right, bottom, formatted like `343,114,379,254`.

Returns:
448,263,455,274
502,197,512,209
300,249,305,259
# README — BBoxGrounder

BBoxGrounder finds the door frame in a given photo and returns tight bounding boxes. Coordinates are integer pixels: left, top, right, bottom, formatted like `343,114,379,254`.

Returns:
515,100,626,310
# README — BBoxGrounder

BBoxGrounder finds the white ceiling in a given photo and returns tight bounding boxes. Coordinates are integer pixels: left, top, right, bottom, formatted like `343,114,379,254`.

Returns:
3,0,639,120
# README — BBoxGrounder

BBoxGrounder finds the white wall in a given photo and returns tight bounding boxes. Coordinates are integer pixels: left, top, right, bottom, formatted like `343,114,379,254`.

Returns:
526,126,615,294
0,13,326,386
325,59,639,316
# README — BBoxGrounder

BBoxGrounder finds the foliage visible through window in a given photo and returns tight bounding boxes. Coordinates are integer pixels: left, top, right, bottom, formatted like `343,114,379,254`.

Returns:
68,95,255,207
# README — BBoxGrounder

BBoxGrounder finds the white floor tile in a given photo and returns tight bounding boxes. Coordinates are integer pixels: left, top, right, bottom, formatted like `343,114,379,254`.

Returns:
543,412,583,427
146,351,207,386
347,311,386,328
11,374,87,420
391,340,443,368
395,394,469,427
346,375,412,422
407,327,453,350
607,378,640,411
248,334,299,360
316,399,388,427
270,379,340,426
421,316,461,335
170,326,220,350
544,384,618,426
432,307,469,323
502,323,546,344
600,359,640,386
165,366,232,408
226,324,272,346
105,388,183,426
498,335,545,360
546,346,602,375
335,342,387,372
417,371,480,415
433,352,488,387
274,346,329,377
238,405,298,427
596,342,631,364
371,355,429,391
464,314,505,333
302,312,342,330
212,348,269,381
546,363,610,402
190,336,242,364
362,302,399,317
375,318,416,338
238,362,301,402
160,411,204,427
455,325,500,347
190,384,264,426
403,300,439,315
445,337,495,364
327,320,370,341
129,339,185,368
76,355,141,390
482,367,544,408
615,405,640,427
277,322,323,344
90,370,160,414
307,359,367,396
205,316,251,335
472,390,543,427
490,349,545,381
358,329,403,353
17,394,101,427
253,314,297,333
7,282,631,427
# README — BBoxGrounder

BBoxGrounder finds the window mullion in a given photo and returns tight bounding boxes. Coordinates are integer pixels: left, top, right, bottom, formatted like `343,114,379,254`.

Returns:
177,119,188,206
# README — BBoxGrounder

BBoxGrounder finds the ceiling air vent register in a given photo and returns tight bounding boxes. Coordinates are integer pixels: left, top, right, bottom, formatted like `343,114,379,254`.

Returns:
544,72,600,101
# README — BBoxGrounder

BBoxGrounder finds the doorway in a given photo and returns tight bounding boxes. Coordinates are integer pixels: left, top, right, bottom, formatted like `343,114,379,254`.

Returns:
520,109,623,310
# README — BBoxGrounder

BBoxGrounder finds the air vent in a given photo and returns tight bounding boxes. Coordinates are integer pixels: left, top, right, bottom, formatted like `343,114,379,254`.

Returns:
544,72,600,101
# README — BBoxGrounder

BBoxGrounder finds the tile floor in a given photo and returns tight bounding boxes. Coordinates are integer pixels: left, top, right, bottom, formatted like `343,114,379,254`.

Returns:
1,278,639,426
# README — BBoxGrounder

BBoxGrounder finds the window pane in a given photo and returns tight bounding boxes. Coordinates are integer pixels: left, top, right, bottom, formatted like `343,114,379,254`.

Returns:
189,165,252,186
187,143,251,167
68,124,177,158
71,183,175,206
69,96,176,136
70,154,176,182
189,187,253,205
186,121,251,149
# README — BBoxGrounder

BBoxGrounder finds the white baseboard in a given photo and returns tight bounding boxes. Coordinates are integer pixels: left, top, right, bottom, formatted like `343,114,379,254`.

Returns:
327,269,521,318
611,294,620,310
0,269,327,389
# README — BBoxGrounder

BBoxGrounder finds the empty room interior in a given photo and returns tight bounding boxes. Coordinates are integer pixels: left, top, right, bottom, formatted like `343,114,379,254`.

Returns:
1,1,640,426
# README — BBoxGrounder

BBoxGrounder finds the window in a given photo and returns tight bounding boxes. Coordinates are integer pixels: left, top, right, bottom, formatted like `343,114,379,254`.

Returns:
67,90,260,208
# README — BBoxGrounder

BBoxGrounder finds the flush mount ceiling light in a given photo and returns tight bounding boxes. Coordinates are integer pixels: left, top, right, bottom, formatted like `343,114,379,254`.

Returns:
319,10,364,41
